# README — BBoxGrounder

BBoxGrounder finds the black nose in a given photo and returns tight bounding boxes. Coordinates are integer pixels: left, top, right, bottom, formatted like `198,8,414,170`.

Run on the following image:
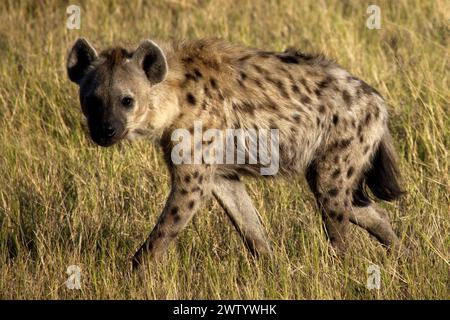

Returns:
105,126,116,138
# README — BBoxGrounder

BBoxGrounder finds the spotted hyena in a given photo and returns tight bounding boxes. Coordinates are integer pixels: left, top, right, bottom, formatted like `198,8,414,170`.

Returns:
67,38,404,268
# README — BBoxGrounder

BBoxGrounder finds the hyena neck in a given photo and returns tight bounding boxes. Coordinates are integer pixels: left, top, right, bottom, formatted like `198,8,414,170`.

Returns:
142,81,181,144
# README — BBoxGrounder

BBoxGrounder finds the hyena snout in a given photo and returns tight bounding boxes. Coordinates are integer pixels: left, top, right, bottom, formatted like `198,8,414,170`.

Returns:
89,118,127,147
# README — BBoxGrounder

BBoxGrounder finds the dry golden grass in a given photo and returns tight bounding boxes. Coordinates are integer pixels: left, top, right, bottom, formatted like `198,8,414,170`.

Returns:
0,0,448,299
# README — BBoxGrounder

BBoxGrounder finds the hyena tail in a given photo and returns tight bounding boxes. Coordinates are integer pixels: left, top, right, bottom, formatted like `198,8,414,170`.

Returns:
353,134,405,206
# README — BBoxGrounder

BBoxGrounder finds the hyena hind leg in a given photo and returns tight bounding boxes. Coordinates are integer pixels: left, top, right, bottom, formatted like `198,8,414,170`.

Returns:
306,162,352,254
349,203,400,248
212,174,272,256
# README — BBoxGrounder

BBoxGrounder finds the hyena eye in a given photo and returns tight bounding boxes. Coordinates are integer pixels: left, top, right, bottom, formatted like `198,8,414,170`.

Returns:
121,96,134,108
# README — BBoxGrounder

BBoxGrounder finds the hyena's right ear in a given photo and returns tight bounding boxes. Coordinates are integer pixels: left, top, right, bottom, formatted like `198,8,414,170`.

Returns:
67,38,98,85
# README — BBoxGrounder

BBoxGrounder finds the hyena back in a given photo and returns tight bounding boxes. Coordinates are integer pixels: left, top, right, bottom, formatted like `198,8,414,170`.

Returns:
67,38,404,267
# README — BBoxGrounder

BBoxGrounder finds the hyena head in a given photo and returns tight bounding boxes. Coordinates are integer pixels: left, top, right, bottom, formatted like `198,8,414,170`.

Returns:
67,38,169,147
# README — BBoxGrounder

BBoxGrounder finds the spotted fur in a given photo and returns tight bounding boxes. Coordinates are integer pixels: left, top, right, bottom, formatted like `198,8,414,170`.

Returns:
67,38,404,267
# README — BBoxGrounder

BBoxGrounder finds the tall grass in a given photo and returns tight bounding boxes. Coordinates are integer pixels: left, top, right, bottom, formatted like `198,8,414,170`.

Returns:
0,0,448,299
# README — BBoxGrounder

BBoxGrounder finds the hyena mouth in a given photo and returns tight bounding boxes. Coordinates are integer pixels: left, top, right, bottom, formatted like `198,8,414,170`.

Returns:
120,129,129,139
124,128,151,141
92,129,129,148
133,128,150,136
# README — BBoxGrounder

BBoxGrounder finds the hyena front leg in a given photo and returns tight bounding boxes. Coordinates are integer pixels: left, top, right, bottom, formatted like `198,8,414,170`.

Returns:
212,174,272,256
132,165,212,268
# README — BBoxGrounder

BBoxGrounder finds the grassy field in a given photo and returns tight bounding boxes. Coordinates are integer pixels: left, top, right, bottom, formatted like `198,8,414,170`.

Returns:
0,0,448,299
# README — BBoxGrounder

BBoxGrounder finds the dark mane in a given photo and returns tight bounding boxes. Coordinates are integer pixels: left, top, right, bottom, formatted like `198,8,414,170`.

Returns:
99,47,131,69
278,47,335,68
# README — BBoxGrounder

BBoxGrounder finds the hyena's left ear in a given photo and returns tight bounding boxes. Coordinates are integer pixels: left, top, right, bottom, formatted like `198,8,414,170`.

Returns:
67,38,98,85
132,40,168,84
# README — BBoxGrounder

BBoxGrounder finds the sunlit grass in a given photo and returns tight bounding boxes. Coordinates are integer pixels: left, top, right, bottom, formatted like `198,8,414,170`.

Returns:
0,0,448,299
